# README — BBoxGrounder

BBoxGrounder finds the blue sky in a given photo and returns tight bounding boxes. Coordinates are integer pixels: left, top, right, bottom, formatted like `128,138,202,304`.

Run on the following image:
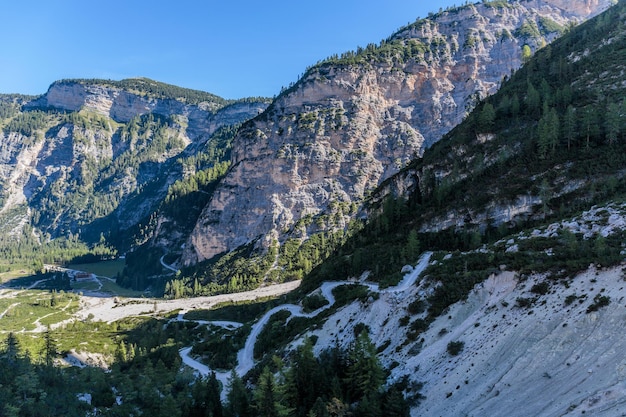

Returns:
0,1,459,99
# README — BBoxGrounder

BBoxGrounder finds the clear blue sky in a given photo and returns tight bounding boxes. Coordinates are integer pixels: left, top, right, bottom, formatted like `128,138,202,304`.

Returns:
0,1,459,99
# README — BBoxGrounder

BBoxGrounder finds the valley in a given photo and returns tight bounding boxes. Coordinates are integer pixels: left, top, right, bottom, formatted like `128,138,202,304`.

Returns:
1,0,625,416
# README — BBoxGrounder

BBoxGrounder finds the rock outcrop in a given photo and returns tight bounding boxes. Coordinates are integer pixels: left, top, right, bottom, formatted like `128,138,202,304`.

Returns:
182,0,613,265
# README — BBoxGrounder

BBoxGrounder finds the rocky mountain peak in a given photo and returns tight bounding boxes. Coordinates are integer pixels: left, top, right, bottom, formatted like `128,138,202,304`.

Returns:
180,0,613,266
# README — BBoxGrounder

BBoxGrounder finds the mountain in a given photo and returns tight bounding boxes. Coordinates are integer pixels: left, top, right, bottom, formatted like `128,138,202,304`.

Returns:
294,2,626,414
167,0,612,287
0,78,269,248
1,1,626,416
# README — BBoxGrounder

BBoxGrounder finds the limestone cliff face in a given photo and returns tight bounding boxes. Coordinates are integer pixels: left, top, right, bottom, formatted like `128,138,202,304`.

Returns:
0,81,268,240
183,0,613,265
32,81,220,122
28,81,267,138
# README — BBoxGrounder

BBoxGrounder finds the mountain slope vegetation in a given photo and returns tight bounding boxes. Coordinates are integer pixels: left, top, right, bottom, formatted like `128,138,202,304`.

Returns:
1,1,626,416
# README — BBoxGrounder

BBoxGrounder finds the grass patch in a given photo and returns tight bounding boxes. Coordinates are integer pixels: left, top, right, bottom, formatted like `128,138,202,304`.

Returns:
0,290,79,331
97,278,146,297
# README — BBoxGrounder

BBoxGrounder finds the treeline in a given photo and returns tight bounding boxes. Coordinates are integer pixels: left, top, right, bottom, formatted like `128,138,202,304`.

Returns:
419,0,626,219
0,100,19,120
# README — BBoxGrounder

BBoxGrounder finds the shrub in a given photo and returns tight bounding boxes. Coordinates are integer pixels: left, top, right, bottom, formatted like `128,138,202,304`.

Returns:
447,341,465,356
516,297,535,308
407,299,426,315
586,294,610,313
407,318,429,341
564,294,578,306
530,281,550,295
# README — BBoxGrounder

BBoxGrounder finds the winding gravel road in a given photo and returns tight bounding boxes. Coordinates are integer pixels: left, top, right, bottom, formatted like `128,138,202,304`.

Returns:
179,252,432,395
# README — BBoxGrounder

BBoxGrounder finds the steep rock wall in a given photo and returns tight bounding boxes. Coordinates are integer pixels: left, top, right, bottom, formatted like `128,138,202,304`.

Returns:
182,0,613,265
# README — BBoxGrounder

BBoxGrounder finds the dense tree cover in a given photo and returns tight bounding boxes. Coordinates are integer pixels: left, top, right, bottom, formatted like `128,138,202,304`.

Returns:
3,110,50,137
24,110,188,247
302,197,423,293
247,334,411,417
162,225,352,298
0,225,116,274
0,319,411,417
0,333,91,417
0,99,20,120
117,123,242,292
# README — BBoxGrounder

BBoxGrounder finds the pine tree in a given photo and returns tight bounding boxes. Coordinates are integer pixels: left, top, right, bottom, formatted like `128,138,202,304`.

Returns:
582,106,601,148
344,332,385,403
381,386,410,417
226,370,252,417
563,105,577,150
511,93,521,119
43,326,58,367
115,341,128,364
606,100,621,145
254,367,280,417
403,229,421,263
538,107,559,158
207,372,224,417
526,82,541,119
284,338,321,416
478,102,496,132
2,333,19,365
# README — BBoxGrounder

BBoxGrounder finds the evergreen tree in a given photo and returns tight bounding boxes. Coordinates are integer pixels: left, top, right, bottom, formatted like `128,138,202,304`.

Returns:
538,107,560,158
284,338,322,416
381,386,411,417
254,367,280,417
159,394,183,417
403,229,421,263
226,370,252,417
563,105,577,150
344,332,384,403
478,102,496,132
309,397,330,417
525,82,541,119
511,93,521,119
43,327,58,367
581,104,602,148
115,341,128,364
606,100,622,145
2,333,19,365
207,372,224,417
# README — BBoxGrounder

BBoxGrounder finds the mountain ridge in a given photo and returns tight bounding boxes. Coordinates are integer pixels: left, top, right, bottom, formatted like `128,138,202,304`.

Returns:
178,0,612,274
0,79,269,247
